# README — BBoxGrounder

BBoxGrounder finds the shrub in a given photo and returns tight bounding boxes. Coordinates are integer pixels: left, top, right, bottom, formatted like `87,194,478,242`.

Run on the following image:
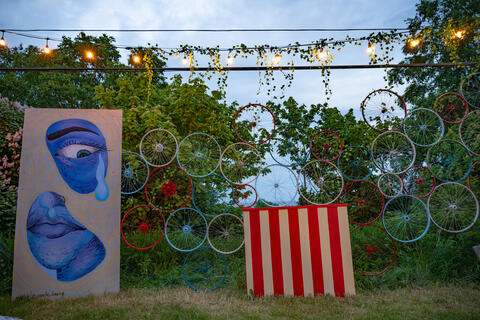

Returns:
0,95,27,237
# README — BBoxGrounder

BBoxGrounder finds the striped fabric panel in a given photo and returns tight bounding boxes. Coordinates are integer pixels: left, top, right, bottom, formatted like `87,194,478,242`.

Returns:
243,204,355,297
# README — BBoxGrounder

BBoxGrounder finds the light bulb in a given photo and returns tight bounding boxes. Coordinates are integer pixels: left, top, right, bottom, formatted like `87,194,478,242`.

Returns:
182,56,189,65
272,54,281,65
0,37,6,47
316,50,328,61
455,30,465,39
132,55,141,64
42,38,51,54
226,55,234,66
366,43,375,55
42,45,51,54
85,51,94,59
409,39,420,48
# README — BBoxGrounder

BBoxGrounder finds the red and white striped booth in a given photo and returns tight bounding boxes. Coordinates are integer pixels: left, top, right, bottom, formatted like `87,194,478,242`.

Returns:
243,204,355,297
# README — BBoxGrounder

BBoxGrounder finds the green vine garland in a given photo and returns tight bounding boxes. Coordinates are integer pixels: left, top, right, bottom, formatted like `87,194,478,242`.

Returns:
140,20,479,99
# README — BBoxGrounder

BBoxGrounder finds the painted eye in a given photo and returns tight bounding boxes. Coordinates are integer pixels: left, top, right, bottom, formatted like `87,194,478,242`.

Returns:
56,144,100,159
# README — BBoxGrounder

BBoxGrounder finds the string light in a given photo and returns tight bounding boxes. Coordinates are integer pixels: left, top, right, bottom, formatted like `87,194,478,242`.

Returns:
455,30,465,39
272,54,282,64
366,42,375,55
85,50,95,59
0,31,6,47
408,38,420,48
182,56,189,65
0,28,412,56
42,38,51,54
316,49,329,61
132,55,141,64
226,51,234,65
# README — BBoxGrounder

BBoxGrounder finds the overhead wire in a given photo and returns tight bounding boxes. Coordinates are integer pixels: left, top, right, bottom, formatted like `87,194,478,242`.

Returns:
0,29,412,52
0,62,477,73
1,27,411,32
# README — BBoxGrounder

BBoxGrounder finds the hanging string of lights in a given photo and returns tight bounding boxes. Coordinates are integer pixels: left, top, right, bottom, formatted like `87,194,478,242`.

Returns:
0,28,411,65
0,27,473,70
0,24,476,97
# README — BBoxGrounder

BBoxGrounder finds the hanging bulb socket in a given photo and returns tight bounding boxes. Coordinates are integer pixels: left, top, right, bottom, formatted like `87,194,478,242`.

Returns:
272,53,282,65
0,31,6,47
366,42,375,55
226,50,234,66
42,38,51,54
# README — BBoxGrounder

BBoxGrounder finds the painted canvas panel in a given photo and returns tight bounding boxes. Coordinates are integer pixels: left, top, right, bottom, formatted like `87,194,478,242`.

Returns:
12,109,122,298
243,204,355,297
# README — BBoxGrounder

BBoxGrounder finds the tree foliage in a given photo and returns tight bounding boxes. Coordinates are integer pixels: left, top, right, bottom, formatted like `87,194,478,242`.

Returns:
0,33,166,109
95,74,237,152
388,0,480,107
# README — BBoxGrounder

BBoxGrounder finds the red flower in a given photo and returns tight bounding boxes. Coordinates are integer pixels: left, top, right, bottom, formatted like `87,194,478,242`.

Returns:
162,181,177,196
138,222,149,233
364,245,375,254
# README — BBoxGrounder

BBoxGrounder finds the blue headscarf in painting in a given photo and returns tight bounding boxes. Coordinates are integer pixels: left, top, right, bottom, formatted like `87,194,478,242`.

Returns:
46,119,109,201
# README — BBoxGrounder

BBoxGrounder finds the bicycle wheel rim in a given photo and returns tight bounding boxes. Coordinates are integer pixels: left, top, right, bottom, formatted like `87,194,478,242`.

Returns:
297,160,344,205
337,146,373,181
382,195,430,243
121,205,165,250
207,213,244,254
434,92,469,124
165,207,207,252
361,89,407,132
351,225,396,276
121,151,150,194
192,173,234,217
139,128,178,167
183,246,227,291
459,110,480,157
428,182,479,233
377,173,403,198
371,131,416,174
144,165,193,213
233,103,276,145
460,72,480,110
310,130,343,162
402,165,436,198
219,142,262,185
233,184,258,208
340,180,385,226
426,139,472,183
402,108,444,147
177,132,221,177
255,164,298,207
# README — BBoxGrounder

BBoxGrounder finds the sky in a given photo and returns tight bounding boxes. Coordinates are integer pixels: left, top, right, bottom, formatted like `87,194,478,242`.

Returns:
0,0,419,114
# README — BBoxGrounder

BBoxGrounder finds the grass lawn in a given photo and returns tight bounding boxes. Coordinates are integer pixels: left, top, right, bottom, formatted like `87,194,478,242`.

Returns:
0,285,479,320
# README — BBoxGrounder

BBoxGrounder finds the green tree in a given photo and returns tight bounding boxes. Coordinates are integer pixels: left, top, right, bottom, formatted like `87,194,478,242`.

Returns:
0,33,166,109
268,98,377,168
95,73,240,213
96,74,237,152
388,0,480,107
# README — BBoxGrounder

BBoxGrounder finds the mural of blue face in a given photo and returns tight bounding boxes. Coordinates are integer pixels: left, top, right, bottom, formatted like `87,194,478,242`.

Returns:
46,119,109,201
27,191,106,282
